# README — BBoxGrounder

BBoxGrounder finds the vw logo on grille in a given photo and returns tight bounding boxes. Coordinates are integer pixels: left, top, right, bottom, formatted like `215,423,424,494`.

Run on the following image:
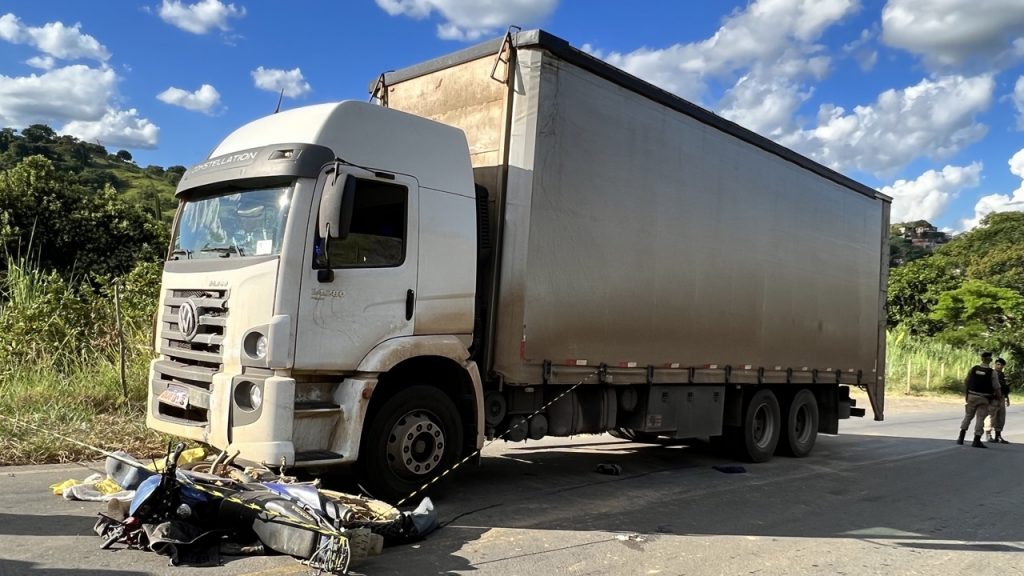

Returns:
178,299,199,342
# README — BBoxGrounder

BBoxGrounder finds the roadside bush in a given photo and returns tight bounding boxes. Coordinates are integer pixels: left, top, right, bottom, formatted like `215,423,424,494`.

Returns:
0,257,165,464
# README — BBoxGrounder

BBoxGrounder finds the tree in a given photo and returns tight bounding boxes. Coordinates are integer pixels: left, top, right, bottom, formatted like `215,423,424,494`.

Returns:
115,149,133,162
887,255,961,331
20,124,56,144
966,245,1024,294
930,280,1024,353
0,155,165,277
939,212,1024,265
165,165,186,186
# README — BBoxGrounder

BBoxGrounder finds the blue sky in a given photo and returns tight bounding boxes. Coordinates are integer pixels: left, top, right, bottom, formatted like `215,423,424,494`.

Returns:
1,0,1023,231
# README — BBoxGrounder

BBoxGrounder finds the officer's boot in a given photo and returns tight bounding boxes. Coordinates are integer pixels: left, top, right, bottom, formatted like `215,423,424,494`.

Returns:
957,429,966,445
997,432,1010,444
986,430,995,442
972,435,988,448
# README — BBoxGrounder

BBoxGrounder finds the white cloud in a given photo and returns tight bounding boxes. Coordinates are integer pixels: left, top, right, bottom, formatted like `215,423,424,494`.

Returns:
783,74,994,177
159,0,245,35
0,12,110,61
251,67,310,98
0,65,117,126
718,70,814,138
591,0,858,136
0,65,159,150
62,108,159,149
1014,76,1024,130
881,0,1024,68
26,55,55,70
375,0,557,41
962,148,1024,229
843,28,878,71
157,84,222,114
0,13,19,41
879,163,982,223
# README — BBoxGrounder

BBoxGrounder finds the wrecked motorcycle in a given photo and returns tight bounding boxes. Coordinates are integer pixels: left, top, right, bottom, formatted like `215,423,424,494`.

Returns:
95,443,437,574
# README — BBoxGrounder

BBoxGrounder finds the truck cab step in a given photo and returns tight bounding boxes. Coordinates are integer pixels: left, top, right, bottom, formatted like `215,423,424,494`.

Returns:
294,401,341,414
294,450,343,462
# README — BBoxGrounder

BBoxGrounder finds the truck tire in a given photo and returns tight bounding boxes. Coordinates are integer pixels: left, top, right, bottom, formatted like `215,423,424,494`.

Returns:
357,385,464,503
779,389,818,457
736,388,781,463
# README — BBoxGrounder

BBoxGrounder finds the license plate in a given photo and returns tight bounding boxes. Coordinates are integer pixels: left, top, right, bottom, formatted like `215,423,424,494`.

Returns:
158,385,189,409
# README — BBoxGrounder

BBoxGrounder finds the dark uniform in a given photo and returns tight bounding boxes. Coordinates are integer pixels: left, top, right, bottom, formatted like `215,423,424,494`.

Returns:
985,359,1010,443
958,354,1002,448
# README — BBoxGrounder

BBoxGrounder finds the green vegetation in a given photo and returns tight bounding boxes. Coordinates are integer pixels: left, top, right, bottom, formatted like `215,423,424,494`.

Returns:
0,125,176,464
886,330,979,397
887,211,1024,393
0,257,168,465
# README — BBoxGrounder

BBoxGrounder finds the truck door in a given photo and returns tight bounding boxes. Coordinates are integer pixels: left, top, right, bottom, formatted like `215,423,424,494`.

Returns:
295,168,419,370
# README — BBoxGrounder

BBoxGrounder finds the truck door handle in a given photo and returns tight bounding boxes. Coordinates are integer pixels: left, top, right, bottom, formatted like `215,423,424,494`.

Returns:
406,289,415,321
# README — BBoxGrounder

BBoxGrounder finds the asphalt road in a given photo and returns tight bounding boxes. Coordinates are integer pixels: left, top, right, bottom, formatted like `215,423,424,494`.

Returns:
2,394,1023,576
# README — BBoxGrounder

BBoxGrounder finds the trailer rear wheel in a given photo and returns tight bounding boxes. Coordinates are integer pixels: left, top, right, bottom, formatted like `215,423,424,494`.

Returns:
358,385,463,503
736,389,781,463
779,389,818,457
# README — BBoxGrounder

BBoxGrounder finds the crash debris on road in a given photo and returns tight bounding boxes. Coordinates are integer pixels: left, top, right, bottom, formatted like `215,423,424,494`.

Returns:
50,444,438,574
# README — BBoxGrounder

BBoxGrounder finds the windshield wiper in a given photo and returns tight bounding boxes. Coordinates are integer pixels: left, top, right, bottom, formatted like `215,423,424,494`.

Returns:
171,248,193,260
200,245,245,258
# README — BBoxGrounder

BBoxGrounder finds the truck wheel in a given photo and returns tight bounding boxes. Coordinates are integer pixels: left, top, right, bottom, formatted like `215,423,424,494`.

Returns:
358,385,464,503
736,389,781,463
779,389,818,457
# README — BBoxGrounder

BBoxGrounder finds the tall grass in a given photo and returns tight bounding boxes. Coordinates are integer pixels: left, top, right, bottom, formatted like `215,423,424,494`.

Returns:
0,256,166,465
885,331,978,397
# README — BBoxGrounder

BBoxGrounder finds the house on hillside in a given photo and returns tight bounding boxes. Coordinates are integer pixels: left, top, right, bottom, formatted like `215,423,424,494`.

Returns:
895,220,951,250
890,220,951,266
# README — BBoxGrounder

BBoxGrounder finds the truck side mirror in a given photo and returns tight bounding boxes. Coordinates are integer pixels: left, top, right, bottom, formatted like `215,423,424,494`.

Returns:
318,171,347,239
317,171,357,240
338,176,355,240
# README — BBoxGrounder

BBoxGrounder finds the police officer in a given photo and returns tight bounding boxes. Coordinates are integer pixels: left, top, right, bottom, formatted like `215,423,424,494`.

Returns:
985,358,1010,443
957,352,1002,448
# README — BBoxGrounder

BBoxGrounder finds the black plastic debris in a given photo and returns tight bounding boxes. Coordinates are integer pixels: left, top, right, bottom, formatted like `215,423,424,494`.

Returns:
595,463,622,475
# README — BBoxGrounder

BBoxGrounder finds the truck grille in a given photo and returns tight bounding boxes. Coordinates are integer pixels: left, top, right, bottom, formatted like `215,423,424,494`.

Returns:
155,289,228,424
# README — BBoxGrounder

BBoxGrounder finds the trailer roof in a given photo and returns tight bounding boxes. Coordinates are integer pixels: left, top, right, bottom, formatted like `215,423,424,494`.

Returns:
380,29,891,204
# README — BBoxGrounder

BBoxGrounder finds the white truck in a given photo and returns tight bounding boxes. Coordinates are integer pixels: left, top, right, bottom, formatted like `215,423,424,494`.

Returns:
148,30,890,500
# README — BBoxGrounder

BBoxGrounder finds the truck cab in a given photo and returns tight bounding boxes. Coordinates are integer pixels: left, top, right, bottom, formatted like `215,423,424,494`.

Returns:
148,101,485,499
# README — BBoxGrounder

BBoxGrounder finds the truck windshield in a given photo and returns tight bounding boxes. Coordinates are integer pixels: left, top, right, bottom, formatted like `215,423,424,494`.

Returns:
171,185,293,260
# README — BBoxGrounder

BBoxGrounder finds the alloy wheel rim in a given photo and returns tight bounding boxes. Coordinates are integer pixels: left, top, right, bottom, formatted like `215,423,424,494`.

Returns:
386,410,445,477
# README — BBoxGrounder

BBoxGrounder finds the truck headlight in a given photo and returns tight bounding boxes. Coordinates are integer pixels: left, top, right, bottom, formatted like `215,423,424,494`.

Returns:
250,384,263,411
243,331,268,360
256,335,268,359
234,380,263,412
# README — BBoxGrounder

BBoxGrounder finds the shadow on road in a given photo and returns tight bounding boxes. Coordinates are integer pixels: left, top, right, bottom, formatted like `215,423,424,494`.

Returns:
0,558,147,575
0,512,96,537
897,542,1024,553
339,432,1024,573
